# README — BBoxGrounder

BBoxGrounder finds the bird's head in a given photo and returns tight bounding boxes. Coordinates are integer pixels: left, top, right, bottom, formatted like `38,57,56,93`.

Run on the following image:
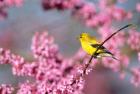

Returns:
77,33,98,44
78,33,90,41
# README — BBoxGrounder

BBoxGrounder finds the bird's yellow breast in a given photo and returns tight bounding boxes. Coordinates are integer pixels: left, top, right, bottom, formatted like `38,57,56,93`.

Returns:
80,41,96,55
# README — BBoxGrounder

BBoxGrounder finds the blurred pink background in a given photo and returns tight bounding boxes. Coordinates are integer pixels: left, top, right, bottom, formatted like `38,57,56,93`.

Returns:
0,0,140,94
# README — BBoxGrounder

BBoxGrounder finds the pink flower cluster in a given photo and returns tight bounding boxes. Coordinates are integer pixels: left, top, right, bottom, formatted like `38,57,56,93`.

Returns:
1,0,140,93
130,67,140,87
42,0,131,28
0,84,14,94
127,29,140,50
0,0,23,19
138,52,140,62
97,26,140,80
42,0,84,10
136,3,140,12
0,32,84,94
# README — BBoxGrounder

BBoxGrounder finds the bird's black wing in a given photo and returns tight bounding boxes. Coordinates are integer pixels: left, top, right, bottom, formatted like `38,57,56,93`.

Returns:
90,44,114,56
90,44,106,50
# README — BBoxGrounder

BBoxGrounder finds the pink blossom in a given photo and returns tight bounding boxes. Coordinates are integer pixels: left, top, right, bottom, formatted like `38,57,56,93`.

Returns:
97,13,112,26
101,52,129,78
5,0,23,6
92,25,130,78
86,13,111,27
99,0,109,10
41,0,132,29
102,57,120,72
107,6,131,21
31,31,58,60
99,0,116,10
17,81,37,94
74,2,96,20
0,6,7,20
0,0,23,19
0,31,84,94
30,32,85,93
103,31,126,52
98,26,126,52
63,0,84,9
0,84,14,94
73,48,87,62
86,16,99,27
42,0,66,10
42,0,84,10
136,3,140,13
138,52,140,62
0,48,12,64
127,29,140,50
0,0,140,93
131,67,140,87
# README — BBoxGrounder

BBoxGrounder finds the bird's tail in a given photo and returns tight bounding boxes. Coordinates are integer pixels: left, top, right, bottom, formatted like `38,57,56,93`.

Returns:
112,56,119,61
98,51,120,61
106,51,120,61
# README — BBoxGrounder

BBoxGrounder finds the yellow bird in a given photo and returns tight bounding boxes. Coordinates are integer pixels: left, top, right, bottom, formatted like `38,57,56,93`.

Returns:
78,32,117,60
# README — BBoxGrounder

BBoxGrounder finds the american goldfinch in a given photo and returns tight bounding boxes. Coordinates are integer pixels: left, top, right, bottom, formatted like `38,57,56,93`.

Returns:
77,24,133,75
78,24,134,61
78,32,118,60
